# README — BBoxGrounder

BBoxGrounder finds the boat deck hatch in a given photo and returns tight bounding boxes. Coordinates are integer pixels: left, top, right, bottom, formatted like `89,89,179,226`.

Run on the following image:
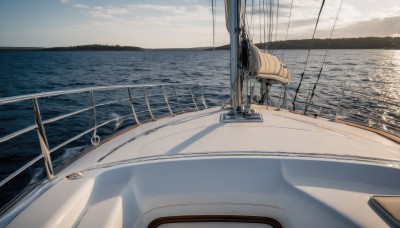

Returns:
148,215,282,228
370,195,400,226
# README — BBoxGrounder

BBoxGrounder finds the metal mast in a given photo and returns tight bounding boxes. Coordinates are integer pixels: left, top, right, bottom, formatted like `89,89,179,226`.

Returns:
221,0,262,122
229,0,242,110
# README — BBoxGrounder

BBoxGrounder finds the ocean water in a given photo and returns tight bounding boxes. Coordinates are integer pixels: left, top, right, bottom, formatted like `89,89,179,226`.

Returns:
0,49,399,210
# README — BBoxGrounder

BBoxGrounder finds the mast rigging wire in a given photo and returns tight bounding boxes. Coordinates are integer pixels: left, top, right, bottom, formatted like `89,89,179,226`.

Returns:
263,0,266,51
272,0,279,55
259,0,262,46
269,0,274,51
304,0,344,114
211,0,216,79
274,0,279,44
244,0,253,40
281,0,294,61
292,0,326,111
211,0,215,49
251,0,255,39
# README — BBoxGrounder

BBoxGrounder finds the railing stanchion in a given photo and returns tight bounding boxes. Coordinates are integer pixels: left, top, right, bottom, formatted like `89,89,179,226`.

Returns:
128,87,140,125
143,87,155,120
0,82,399,210
283,85,288,109
90,91,100,145
173,85,180,109
32,98,54,180
335,87,345,120
189,85,198,111
304,83,313,114
200,85,208,109
162,85,173,115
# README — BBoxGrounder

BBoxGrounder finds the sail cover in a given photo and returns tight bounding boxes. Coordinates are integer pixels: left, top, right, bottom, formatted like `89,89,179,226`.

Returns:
247,42,291,85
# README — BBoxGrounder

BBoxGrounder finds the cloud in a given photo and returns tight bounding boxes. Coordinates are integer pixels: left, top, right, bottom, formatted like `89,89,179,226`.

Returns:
73,3,213,25
60,0,73,3
87,6,128,20
59,0,400,48
290,18,317,28
71,3,221,47
72,4,89,9
284,15,400,40
126,4,186,15
332,16,400,38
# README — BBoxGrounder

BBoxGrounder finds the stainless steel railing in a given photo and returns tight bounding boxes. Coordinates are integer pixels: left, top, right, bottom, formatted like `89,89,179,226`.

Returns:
0,83,207,189
267,82,399,137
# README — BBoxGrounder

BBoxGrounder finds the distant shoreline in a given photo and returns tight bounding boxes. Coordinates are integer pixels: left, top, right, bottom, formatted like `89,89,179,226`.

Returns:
0,44,143,52
1,37,399,51
208,37,400,50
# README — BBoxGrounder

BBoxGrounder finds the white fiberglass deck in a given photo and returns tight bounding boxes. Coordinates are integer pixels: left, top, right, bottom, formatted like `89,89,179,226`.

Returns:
5,105,400,228
66,104,399,169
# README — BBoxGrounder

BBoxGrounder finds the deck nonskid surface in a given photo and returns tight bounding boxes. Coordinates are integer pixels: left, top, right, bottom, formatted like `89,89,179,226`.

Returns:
100,105,400,165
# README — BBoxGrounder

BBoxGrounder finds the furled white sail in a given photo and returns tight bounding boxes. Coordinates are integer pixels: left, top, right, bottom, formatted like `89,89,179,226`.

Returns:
224,0,291,85
224,0,245,33
248,42,291,85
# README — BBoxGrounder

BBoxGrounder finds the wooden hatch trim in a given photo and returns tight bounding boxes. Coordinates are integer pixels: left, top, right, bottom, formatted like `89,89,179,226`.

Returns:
370,195,400,227
148,215,282,228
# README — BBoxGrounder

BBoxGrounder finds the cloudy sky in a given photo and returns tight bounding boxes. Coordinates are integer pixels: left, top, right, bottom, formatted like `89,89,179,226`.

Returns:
0,0,399,48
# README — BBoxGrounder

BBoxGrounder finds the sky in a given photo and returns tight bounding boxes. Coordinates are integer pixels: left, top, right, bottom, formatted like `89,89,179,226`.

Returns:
0,0,399,48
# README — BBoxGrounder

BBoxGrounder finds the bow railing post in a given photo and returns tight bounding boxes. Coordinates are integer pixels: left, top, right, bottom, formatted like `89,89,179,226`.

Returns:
189,85,199,111
143,87,155,120
162,85,173,115
304,83,313,114
283,85,288,109
200,85,208,109
172,85,180,109
90,91,100,145
128,87,140,125
32,98,54,181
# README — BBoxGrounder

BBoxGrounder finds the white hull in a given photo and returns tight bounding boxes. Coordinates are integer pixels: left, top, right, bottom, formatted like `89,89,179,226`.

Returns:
4,106,400,227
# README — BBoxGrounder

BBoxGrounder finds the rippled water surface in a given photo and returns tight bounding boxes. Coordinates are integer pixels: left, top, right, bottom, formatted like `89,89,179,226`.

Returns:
0,49,399,209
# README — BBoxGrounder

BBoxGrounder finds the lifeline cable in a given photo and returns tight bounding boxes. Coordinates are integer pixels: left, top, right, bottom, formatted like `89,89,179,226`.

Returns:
304,0,343,114
292,0,326,111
